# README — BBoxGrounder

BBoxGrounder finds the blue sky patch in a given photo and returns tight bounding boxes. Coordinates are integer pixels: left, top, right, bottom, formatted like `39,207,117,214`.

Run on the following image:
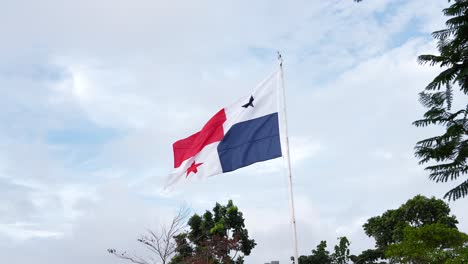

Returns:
46,121,120,146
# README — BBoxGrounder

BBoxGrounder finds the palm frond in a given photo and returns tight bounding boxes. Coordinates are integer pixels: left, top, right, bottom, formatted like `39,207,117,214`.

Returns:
432,28,457,40
443,2,468,17
417,55,446,66
444,179,468,201
425,67,459,91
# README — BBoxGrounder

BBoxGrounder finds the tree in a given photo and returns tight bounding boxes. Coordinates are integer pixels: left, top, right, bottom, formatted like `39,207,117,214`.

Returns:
108,207,190,264
362,195,458,262
364,195,458,250
349,249,386,264
412,0,468,201
295,240,331,264
310,241,332,264
331,237,351,264
386,223,468,263
169,200,255,264
295,238,352,264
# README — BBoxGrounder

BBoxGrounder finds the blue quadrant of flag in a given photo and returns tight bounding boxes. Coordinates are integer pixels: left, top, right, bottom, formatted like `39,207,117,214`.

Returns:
217,113,282,172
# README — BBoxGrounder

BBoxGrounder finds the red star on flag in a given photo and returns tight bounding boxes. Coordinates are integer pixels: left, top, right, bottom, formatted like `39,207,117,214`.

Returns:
186,161,203,177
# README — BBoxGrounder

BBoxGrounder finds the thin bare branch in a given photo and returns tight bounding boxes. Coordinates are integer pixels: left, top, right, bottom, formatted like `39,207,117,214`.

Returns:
108,250,151,264
108,205,190,264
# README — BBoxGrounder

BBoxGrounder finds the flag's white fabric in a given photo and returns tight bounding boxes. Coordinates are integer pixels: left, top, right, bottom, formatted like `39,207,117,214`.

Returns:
223,71,280,132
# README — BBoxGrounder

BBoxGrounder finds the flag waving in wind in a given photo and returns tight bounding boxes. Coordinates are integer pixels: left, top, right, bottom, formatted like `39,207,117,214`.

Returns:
165,70,282,189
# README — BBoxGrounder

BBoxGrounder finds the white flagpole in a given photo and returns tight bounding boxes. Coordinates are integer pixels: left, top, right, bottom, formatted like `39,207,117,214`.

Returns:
278,52,299,264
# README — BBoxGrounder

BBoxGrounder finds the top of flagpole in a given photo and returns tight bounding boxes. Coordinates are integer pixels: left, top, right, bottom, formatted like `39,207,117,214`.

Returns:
277,51,283,67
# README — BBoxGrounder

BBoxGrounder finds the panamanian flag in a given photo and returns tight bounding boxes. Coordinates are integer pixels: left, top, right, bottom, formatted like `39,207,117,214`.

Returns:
165,70,283,189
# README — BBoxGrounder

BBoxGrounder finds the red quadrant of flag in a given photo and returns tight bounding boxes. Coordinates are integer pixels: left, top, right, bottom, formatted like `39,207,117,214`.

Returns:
172,109,227,168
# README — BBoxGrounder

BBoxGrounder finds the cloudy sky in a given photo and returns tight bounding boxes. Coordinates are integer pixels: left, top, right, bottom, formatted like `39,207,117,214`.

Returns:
1,0,467,263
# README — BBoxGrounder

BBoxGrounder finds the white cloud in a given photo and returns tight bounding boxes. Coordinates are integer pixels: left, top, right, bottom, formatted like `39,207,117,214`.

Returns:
0,223,63,241
290,137,322,164
371,150,393,160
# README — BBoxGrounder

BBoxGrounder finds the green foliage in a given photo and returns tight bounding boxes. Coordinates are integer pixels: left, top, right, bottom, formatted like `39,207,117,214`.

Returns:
295,237,351,264
363,195,458,252
297,241,332,264
349,249,386,264
331,237,351,264
311,241,332,264
386,223,468,263
413,0,468,200
338,196,466,263
170,200,255,264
